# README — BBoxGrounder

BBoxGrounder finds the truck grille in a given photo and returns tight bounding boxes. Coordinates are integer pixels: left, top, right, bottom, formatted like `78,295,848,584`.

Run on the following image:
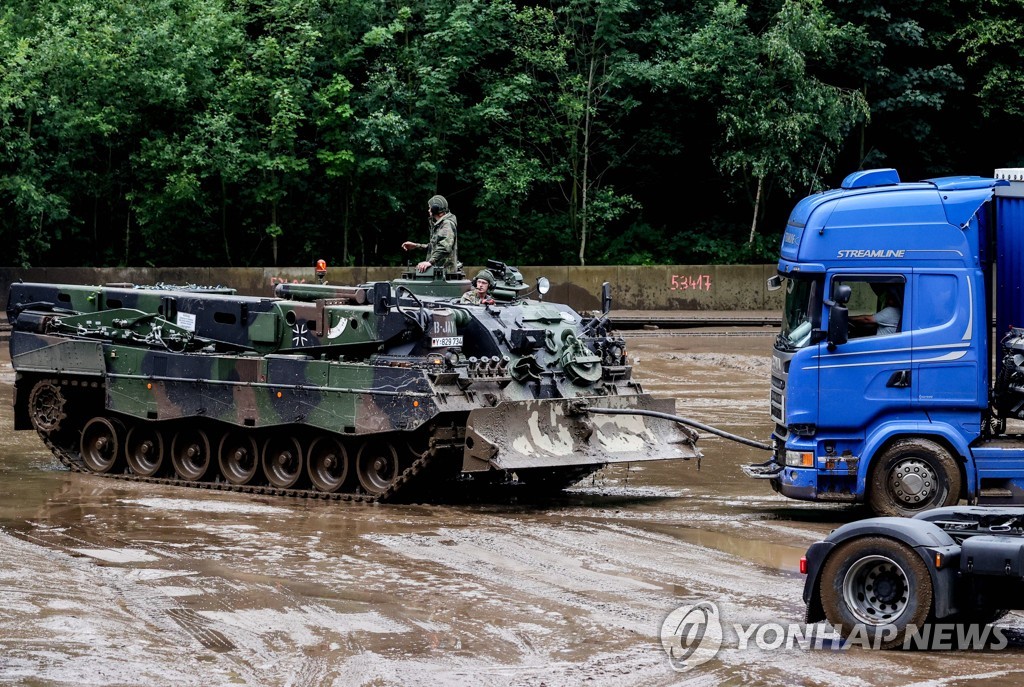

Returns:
770,373,786,426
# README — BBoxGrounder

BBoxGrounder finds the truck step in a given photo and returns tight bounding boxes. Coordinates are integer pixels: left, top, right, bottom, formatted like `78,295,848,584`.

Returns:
741,459,783,479
979,488,1015,499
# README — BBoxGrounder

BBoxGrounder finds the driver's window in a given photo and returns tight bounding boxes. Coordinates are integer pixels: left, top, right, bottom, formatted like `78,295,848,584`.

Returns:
834,278,905,339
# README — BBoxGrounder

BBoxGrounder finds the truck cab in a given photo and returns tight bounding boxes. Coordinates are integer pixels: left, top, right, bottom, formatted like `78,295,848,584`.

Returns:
746,168,1024,516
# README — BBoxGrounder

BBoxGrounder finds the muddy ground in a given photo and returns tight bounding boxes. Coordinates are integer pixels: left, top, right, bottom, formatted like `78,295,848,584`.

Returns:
1,330,1023,687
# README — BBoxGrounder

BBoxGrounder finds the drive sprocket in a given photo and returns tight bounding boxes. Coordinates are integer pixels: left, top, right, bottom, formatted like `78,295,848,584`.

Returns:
27,380,67,434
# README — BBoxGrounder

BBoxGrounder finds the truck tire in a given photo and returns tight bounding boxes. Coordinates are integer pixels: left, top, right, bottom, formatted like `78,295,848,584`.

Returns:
819,536,933,649
868,438,961,517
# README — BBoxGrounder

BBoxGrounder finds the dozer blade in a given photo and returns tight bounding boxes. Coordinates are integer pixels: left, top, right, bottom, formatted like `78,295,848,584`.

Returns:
462,396,700,472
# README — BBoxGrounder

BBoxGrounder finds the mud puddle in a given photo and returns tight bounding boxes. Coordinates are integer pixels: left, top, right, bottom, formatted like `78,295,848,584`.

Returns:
2,334,1024,686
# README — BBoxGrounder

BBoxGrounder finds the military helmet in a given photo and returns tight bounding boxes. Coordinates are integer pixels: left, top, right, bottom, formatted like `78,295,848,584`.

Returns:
474,269,495,288
428,195,449,214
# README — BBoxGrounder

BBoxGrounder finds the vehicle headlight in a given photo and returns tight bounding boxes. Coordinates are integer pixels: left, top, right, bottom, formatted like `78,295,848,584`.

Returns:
785,450,814,467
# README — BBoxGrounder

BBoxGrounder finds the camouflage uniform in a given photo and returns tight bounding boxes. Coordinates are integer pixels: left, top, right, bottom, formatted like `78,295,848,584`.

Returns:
426,212,458,273
461,287,484,304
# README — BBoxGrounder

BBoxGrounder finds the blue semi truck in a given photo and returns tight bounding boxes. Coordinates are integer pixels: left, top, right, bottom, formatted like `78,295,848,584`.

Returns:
744,167,1024,516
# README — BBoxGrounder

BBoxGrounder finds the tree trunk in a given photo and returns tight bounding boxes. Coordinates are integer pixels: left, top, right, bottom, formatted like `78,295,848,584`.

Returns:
578,53,599,267
342,181,351,265
271,202,278,266
221,176,232,266
748,176,763,244
124,202,132,265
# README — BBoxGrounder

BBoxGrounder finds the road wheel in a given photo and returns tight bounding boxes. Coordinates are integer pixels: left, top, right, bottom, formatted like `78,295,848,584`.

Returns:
820,536,933,649
80,417,124,474
308,436,349,493
171,428,212,481
126,424,166,477
219,431,259,486
868,439,960,517
356,438,400,496
262,435,304,489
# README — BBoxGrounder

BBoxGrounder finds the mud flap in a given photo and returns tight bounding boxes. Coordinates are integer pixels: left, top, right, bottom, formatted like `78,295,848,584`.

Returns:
462,396,700,472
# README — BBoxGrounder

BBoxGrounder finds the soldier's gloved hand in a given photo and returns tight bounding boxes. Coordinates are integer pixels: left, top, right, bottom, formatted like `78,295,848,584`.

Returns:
401,241,419,251
416,261,432,272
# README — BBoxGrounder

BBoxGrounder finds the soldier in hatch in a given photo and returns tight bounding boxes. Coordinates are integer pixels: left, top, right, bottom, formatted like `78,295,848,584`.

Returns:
461,269,495,305
401,195,458,273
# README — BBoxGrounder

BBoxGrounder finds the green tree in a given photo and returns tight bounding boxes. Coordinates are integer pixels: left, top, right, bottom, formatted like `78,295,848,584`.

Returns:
685,0,869,243
314,74,356,263
956,0,1024,167
829,0,969,174
471,1,654,265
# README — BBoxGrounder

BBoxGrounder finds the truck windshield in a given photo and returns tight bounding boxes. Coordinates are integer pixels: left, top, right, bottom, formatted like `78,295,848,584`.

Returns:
778,277,819,350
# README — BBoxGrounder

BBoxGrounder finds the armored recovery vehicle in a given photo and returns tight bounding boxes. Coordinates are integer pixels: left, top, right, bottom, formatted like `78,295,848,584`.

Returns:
6,261,699,502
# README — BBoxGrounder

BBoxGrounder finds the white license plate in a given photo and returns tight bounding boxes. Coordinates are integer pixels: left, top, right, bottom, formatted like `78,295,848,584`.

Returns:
431,336,463,348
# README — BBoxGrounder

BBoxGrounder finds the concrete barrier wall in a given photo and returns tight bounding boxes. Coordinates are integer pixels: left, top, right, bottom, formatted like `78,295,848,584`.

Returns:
0,265,785,312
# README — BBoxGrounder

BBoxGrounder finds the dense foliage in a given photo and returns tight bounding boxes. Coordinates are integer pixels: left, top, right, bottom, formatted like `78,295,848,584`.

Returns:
1,0,1022,268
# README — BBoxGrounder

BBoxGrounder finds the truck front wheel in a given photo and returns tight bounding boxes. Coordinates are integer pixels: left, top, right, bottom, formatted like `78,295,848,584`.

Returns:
820,536,933,649
868,439,961,517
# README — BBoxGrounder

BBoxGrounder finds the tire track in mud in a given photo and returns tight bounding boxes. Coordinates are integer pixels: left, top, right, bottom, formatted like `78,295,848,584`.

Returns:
0,530,220,686
359,513,810,685
4,503,415,687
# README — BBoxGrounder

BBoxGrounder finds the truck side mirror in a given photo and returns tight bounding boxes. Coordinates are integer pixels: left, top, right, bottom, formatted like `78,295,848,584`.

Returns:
832,284,852,306
825,285,852,349
601,282,612,315
827,306,849,349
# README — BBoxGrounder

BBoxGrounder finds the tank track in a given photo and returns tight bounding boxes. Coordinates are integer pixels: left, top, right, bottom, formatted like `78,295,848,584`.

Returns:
31,377,455,504
40,432,448,501
39,429,441,503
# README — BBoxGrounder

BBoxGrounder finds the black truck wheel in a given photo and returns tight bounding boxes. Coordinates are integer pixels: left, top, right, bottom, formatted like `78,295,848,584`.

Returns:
820,536,933,649
868,438,960,517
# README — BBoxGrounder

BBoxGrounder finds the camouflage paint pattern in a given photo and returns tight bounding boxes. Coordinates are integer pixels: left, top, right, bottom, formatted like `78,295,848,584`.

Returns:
7,261,698,488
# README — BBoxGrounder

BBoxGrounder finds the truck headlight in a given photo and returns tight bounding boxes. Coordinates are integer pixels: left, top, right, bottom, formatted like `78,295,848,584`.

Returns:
785,450,814,467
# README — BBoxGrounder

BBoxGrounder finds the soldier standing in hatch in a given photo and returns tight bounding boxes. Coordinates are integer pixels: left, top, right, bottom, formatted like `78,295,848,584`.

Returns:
401,195,458,273
461,269,494,304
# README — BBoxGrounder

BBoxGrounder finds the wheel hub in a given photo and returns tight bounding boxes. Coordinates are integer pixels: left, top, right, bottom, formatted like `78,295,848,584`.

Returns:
890,459,934,504
873,575,901,604
899,473,925,495
842,554,910,625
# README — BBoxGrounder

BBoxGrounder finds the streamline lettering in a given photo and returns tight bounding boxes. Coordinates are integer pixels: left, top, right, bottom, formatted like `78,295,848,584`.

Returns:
836,249,906,258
